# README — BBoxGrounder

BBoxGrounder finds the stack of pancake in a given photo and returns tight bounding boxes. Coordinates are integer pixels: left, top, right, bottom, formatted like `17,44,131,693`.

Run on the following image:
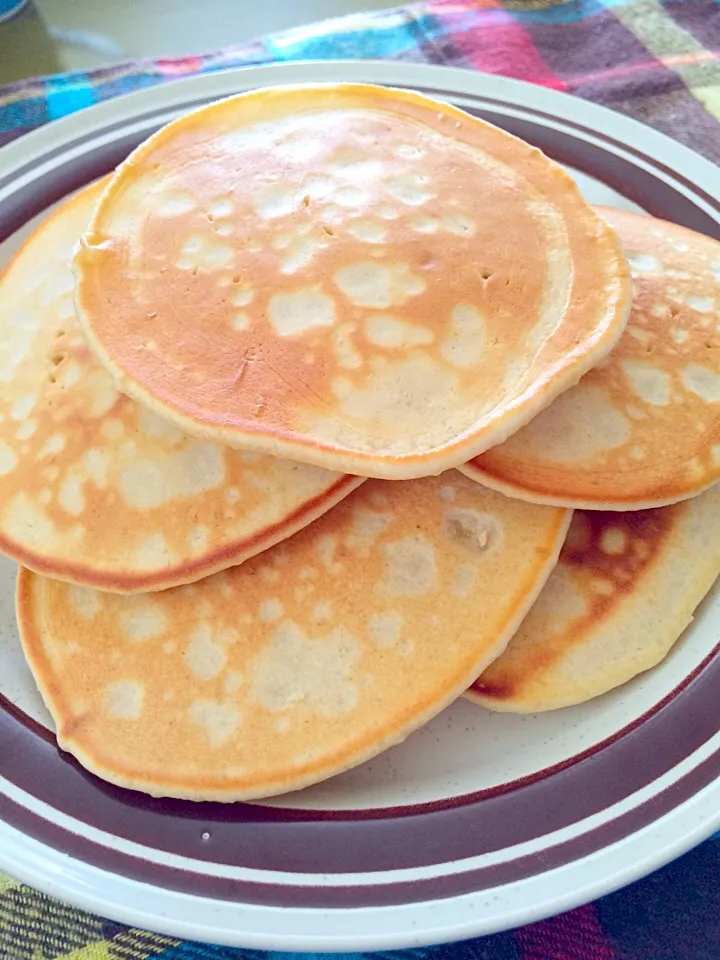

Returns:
3,83,720,801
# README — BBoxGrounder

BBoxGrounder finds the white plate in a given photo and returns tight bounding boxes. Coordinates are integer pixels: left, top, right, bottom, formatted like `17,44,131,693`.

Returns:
1,60,720,952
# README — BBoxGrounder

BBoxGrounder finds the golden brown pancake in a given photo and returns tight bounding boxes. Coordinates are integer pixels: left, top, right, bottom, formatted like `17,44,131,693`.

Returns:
74,83,630,480
18,472,569,800
463,208,720,509
0,181,361,592
469,483,720,713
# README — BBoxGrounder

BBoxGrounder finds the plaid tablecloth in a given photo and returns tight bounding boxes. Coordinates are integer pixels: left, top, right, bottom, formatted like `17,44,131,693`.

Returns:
2,1,720,957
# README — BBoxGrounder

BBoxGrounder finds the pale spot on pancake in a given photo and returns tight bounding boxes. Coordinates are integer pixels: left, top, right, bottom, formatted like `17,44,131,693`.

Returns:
338,354,459,431
452,564,477,598
137,407,183,443
38,489,51,505
625,404,645,421
627,253,659,272
120,461,167,508
303,174,334,199
68,584,101,620
83,448,109,486
275,717,290,734
312,602,333,624
687,295,715,313
251,621,358,716
173,442,225,496
10,393,36,421
231,311,250,331
395,143,423,159
189,526,209,553
188,699,240,747
710,260,720,282
269,289,335,337
176,234,233,272
331,376,353,400
445,509,500,555
281,235,325,275
369,612,403,648
208,194,234,219
681,363,720,402
412,215,439,234
384,536,437,597
712,445,720,466
225,487,240,505
378,205,399,220
601,527,627,555
439,485,456,503
441,210,475,237
364,314,433,349
0,440,18,476
346,506,390,552
44,465,60,482
259,599,283,622
591,577,615,596
254,183,300,220
533,565,589,636
671,328,689,345
15,420,37,440
626,325,651,345
134,533,171,570
332,324,362,369
163,641,176,654
101,418,124,441
671,239,689,252
316,533,338,570
59,474,84,516
224,670,244,694
335,261,425,309
119,601,167,642
185,623,227,681
155,190,197,217
630,445,646,460
386,174,433,206
87,372,119,418
335,186,368,207
507,385,630,463
348,220,387,243
105,681,143,721
215,221,232,237
232,287,254,307
56,360,82,389
441,304,486,368
621,360,671,406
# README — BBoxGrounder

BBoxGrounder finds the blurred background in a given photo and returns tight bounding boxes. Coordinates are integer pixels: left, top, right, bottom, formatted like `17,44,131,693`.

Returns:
0,0,393,84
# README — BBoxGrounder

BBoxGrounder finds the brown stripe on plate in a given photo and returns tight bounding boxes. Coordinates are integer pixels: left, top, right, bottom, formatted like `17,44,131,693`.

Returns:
2,635,719,896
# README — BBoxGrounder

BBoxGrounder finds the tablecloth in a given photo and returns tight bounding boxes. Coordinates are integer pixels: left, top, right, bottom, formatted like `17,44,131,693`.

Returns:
1,1,720,957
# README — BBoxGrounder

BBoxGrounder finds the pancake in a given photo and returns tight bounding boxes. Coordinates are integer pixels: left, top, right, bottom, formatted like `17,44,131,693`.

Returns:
0,181,362,592
17,471,569,801
74,82,630,480
468,483,720,713
463,208,720,509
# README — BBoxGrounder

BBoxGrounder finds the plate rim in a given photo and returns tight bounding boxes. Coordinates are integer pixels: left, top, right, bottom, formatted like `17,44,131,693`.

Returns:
1,58,720,950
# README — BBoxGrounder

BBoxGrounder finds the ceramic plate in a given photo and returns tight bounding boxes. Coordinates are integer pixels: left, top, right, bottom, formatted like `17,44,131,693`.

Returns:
1,61,720,952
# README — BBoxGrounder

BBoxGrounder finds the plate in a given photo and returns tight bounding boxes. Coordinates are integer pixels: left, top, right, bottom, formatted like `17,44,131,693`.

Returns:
1,61,720,952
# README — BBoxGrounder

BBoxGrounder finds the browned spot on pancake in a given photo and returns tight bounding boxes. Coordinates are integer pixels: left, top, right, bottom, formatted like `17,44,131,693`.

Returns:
470,507,674,700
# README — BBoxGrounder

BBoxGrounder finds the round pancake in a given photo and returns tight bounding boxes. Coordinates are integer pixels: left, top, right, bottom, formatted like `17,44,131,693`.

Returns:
468,483,720,713
74,82,630,480
0,181,361,592
17,472,569,801
463,208,720,509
